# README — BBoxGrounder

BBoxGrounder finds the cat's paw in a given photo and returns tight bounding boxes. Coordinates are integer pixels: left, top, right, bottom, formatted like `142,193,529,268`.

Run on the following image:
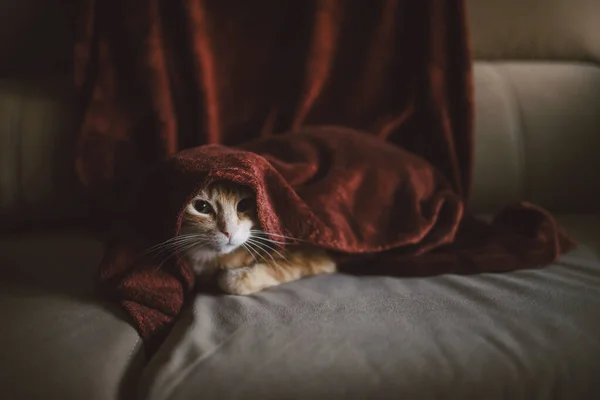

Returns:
218,267,258,295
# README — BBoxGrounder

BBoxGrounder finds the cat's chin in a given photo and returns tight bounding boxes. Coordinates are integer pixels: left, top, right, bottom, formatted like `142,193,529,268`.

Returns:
186,248,219,263
186,244,240,262
218,243,241,255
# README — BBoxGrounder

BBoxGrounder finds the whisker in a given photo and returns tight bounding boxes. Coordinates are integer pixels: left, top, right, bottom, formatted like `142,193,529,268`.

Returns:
242,243,259,265
249,238,292,263
144,237,211,261
248,238,291,265
244,241,274,267
250,230,307,243
154,239,208,271
246,238,281,266
140,234,205,256
148,239,202,254
244,242,270,265
174,238,215,255
144,233,202,248
250,236,289,246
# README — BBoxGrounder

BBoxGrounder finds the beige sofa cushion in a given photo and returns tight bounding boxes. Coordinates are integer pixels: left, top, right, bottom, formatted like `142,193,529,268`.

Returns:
0,232,142,400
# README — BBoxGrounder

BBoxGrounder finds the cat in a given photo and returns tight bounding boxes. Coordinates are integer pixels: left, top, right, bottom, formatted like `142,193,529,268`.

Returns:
177,181,336,295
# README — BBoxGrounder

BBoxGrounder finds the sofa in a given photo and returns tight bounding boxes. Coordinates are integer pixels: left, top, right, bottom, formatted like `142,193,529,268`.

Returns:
1,1,599,399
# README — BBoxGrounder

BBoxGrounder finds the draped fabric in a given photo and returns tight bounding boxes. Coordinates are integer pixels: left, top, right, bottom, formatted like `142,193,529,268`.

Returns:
75,1,471,206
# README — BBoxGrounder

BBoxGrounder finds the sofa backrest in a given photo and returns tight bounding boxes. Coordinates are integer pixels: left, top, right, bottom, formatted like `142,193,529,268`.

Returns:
468,0,600,213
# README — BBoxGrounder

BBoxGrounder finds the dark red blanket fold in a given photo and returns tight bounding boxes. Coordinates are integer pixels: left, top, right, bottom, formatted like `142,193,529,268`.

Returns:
74,1,575,352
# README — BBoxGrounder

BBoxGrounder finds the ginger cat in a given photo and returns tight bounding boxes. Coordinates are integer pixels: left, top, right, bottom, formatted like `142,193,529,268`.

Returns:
176,182,336,295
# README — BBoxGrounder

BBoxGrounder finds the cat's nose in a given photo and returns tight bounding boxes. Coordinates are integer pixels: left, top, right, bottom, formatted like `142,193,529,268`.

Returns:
222,231,231,240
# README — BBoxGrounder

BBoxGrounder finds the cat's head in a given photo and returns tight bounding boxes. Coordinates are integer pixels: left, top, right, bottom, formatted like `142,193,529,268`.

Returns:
180,182,257,260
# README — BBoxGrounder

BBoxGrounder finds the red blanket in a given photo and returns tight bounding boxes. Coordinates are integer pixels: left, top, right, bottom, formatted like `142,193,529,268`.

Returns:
74,1,575,353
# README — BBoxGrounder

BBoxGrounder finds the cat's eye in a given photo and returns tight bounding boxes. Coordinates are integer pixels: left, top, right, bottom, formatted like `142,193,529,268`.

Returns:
236,197,255,213
192,200,213,214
